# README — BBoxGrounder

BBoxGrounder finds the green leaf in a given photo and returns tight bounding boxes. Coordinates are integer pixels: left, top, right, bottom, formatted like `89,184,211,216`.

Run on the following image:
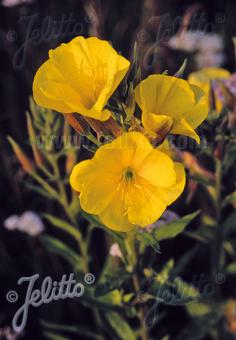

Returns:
100,290,122,305
174,58,187,78
43,214,82,242
223,191,236,207
153,211,200,241
95,270,131,297
226,262,236,275
40,235,84,271
25,182,49,198
104,312,136,340
41,320,101,340
186,301,212,317
149,284,196,305
223,211,236,237
137,231,160,253
43,331,70,340
80,295,128,314
222,144,236,174
173,277,199,299
156,259,174,284
223,242,235,256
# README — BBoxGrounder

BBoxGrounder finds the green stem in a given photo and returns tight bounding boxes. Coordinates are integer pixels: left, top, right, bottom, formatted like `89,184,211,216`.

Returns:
212,158,225,340
126,232,149,340
132,275,149,340
48,155,68,206
212,159,223,290
86,133,101,147
31,172,58,198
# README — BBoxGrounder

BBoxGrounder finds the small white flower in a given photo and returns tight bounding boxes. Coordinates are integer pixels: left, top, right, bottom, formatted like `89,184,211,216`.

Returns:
168,31,204,52
168,32,225,68
4,211,44,236
18,211,44,236
4,215,20,230
109,243,122,259
195,51,225,68
197,33,224,52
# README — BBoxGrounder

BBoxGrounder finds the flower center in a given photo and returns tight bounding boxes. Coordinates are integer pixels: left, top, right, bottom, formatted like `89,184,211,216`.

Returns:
123,167,135,183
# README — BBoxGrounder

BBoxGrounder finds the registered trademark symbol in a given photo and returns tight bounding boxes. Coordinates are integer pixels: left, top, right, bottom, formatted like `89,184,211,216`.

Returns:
84,273,95,285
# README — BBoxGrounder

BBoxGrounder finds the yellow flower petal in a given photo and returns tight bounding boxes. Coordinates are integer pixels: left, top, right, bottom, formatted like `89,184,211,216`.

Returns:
157,163,186,205
127,182,167,226
171,117,200,144
98,131,153,169
70,159,119,215
33,60,74,113
70,160,93,192
33,36,130,120
79,175,117,215
142,112,173,139
99,191,135,232
188,68,230,91
184,84,208,128
135,74,208,142
188,67,230,112
135,74,195,118
138,149,176,188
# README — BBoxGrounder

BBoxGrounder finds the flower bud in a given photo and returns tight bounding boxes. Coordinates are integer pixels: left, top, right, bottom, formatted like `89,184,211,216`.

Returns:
65,113,90,136
26,112,43,167
8,137,34,174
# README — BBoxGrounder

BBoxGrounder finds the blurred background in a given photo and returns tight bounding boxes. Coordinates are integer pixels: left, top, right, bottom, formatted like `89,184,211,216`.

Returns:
1,0,236,339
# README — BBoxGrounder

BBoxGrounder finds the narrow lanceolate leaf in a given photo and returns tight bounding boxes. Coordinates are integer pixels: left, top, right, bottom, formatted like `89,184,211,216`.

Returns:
40,235,84,271
8,136,34,174
153,211,200,241
137,231,160,253
104,312,136,340
226,262,236,275
43,331,71,340
223,191,236,207
174,58,187,78
41,320,101,340
223,211,236,237
26,111,43,167
43,214,82,242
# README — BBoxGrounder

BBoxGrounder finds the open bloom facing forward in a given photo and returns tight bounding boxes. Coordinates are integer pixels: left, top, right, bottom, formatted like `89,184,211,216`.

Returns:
188,67,230,112
70,132,185,232
135,75,208,144
33,36,130,121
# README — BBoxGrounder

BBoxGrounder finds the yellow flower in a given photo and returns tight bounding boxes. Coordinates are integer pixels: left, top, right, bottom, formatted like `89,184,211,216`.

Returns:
135,74,208,144
188,67,230,112
70,132,185,232
33,36,130,121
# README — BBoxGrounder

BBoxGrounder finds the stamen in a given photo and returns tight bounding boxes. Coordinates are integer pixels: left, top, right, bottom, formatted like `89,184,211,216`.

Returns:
123,167,135,182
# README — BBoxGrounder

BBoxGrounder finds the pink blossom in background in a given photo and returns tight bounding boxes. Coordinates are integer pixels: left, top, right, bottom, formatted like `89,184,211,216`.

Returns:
225,73,236,97
1,0,32,7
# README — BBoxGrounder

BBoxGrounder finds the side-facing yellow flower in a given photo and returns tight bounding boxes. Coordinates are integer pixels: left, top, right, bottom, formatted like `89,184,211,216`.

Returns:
70,132,185,232
188,67,230,112
33,36,130,121
135,74,208,144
